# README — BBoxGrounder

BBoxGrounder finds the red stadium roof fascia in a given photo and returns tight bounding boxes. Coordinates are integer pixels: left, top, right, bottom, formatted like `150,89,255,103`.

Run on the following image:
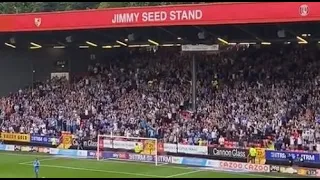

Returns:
0,2,319,32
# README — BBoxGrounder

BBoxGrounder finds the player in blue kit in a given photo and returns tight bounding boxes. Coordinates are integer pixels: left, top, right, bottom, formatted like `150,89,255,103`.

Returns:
33,158,40,178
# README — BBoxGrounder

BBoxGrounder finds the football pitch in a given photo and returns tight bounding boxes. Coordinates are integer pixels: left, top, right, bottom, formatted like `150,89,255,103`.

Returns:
0,151,296,178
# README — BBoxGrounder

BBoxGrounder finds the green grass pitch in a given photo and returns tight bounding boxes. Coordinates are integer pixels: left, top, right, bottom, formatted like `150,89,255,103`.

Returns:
0,151,297,178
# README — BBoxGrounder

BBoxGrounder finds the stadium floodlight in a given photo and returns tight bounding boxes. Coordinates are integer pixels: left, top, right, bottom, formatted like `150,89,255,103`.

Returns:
53,46,65,49
261,42,271,45
296,36,308,43
97,134,158,166
102,45,122,49
239,42,256,45
301,33,311,37
5,43,16,48
217,38,229,45
298,41,308,44
30,42,41,47
86,41,98,47
161,44,174,47
30,47,41,49
161,44,181,47
128,44,150,48
102,45,112,49
148,39,159,46
30,42,42,48
116,40,127,46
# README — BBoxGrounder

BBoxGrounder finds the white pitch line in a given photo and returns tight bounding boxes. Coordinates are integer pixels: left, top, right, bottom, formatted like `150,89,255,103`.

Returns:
19,157,59,165
200,167,287,178
20,163,165,178
157,163,168,166
1,152,190,170
0,152,287,178
165,170,203,178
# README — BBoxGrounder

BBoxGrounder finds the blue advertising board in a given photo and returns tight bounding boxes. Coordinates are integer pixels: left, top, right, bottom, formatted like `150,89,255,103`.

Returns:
128,153,154,162
86,150,172,163
87,150,98,158
0,144,5,150
126,153,172,163
181,157,207,166
30,135,59,145
87,151,114,159
265,150,320,163
57,149,78,157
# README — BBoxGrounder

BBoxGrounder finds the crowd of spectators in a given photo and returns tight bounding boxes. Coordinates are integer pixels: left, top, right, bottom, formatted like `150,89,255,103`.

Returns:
1,45,320,152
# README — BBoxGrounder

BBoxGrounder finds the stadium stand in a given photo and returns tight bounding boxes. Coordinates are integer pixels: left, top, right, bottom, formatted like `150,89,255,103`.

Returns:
1,44,320,152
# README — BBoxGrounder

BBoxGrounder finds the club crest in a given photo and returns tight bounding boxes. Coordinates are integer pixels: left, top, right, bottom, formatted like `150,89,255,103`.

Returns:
34,18,42,27
299,4,309,17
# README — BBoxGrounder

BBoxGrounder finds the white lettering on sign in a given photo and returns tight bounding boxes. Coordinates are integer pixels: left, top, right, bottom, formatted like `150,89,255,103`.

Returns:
164,143,177,153
111,10,203,24
163,143,208,155
219,161,270,173
103,140,140,150
169,10,202,21
177,144,208,155
206,160,220,168
158,156,172,163
171,157,183,164
102,140,207,155
5,145,14,151
128,154,153,162
77,150,88,157
142,11,167,22
112,13,140,24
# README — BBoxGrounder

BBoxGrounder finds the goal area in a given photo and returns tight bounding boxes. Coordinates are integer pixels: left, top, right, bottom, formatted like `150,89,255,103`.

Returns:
97,134,160,166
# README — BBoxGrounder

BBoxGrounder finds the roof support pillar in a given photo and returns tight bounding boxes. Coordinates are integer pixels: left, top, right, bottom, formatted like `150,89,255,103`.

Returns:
182,44,219,113
192,54,197,112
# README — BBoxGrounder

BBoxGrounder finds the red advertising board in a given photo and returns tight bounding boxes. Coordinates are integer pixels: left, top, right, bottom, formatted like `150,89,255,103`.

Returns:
0,2,319,32
118,153,127,159
219,161,270,173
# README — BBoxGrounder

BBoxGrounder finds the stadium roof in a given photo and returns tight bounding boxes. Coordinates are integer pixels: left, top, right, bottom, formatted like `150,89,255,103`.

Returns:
0,2,319,49
0,22,319,49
